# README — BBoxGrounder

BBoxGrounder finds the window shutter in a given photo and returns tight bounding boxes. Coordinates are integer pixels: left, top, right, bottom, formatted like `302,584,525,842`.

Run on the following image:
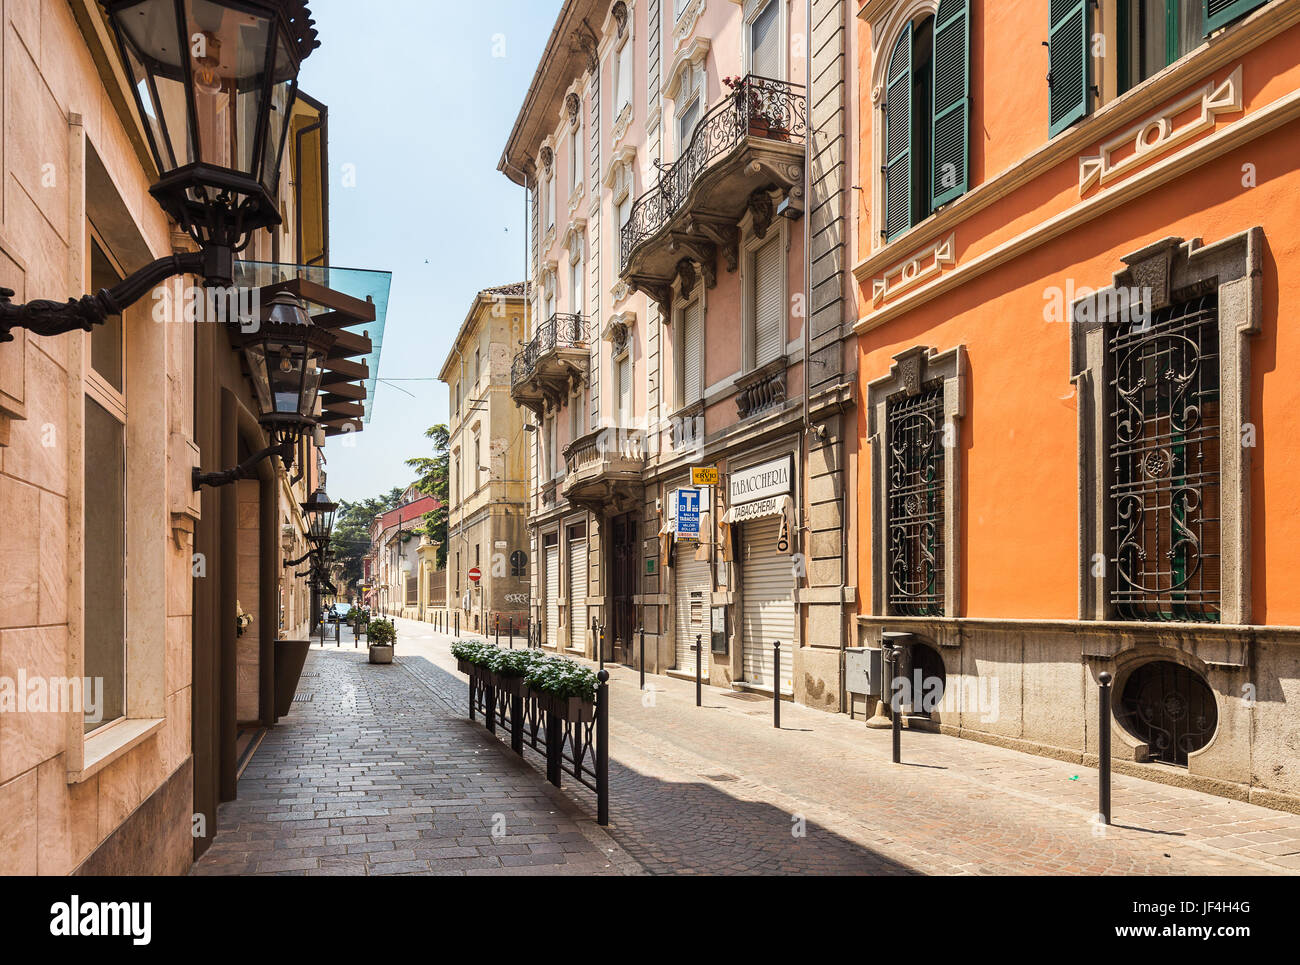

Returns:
931,0,970,208
884,24,912,242
617,41,632,110
1048,0,1090,137
1204,0,1267,32
618,357,631,423
753,237,783,366
682,301,702,403
750,0,781,80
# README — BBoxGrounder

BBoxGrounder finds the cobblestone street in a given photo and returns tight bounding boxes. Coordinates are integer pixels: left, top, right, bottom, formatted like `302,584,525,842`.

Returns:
393,617,1300,876
193,617,1300,876
191,641,636,876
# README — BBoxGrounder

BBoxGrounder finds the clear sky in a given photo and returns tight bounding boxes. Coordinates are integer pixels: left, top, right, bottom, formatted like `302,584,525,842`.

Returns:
298,0,560,503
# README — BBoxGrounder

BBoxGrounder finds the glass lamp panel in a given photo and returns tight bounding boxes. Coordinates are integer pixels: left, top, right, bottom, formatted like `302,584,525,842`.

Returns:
115,0,194,170
242,340,274,415
183,0,273,176
261,34,298,192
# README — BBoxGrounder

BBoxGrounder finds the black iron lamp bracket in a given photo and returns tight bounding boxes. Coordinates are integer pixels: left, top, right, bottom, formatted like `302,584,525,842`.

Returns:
0,247,231,344
193,435,295,491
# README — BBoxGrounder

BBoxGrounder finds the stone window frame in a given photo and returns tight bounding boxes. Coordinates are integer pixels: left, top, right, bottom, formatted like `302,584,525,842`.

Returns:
1069,228,1263,625
866,344,966,616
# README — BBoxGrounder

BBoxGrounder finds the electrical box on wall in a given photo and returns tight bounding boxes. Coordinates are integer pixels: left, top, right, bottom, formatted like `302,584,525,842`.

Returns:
711,606,728,655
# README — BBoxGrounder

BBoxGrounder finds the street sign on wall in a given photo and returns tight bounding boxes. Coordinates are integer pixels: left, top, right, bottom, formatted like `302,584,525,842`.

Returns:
691,466,719,486
468,566,482,583
676,488,701,538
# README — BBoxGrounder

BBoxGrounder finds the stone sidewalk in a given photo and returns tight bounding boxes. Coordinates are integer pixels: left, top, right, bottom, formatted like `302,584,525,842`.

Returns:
393,617,1300,876
190,646,639,876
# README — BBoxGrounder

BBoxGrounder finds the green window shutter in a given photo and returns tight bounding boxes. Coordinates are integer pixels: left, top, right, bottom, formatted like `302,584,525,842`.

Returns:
1205,0,1268,32
1048,0,1090,137
931,0,970,208
884,23,913,242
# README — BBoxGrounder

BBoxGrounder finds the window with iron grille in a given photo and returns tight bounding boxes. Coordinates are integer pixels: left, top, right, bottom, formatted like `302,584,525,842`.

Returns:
886,381,945,615
1108,292,1221,622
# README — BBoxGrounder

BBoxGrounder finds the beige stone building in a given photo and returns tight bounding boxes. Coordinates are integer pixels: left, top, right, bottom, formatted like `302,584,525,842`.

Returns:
440,284,532,636
0,1,381,873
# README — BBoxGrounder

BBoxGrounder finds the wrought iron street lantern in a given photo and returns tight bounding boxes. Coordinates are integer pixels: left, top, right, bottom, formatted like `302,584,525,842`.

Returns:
194,290,334,488
104,0,320,261
302,486,337,546
0,0,318,341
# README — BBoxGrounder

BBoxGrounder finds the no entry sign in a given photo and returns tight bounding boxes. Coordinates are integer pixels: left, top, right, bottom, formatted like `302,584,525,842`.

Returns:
468,566,482,583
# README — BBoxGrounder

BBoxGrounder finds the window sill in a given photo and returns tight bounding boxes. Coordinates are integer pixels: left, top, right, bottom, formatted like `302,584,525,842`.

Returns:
69,716,165,785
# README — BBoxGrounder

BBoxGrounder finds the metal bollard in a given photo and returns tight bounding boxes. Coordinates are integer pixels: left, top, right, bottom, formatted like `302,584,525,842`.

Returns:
1098,671,1113,826
596,669,610,826
773,640,781,729
596,619,604,671
887,645,902,764
495,615,500,648
639,624,646,690
335,619,340,647
694,634,702,707
508,617,515,649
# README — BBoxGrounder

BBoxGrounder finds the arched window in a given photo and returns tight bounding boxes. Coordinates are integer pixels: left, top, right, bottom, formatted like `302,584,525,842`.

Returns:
883,1,970,242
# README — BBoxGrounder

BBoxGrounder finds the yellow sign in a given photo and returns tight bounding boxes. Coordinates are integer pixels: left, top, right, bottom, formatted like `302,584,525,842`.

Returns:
691,466,719,486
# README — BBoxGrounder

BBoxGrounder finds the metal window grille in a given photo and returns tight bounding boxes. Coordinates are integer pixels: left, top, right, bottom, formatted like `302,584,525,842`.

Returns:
1108,292,1221,622
886,381,945,615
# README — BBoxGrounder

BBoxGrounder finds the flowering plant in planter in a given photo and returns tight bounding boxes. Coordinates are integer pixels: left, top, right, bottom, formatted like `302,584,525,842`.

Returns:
723,74,788,140
524,656,600,701
235,601,253,638
451,639,493,673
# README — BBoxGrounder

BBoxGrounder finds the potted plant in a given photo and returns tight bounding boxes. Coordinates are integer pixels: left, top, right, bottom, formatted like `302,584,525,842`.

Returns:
524,655,600,722
367,618,397,664
235,600,253,638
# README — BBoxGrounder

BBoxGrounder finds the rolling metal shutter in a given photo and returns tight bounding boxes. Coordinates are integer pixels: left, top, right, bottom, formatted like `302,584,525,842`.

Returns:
674,546,711,677
568,535,587,652
545,542,560,648
753,236,783,367
741,515,795,693
683,300,702,402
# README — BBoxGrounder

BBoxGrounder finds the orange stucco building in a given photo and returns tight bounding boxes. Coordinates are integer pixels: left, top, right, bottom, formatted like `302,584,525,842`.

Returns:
853,0,1300,809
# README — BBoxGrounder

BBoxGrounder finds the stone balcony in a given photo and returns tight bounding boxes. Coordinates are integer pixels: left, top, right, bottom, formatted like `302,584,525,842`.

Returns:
561,427,646,514
510,312,591,416
619,74,806,305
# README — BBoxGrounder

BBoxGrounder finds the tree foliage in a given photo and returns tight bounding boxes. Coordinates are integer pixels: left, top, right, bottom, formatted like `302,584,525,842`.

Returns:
330,488,404,591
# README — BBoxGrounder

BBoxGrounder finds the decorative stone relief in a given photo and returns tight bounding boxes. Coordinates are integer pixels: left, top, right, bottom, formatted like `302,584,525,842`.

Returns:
871,234,957,306
1078,65,1243,196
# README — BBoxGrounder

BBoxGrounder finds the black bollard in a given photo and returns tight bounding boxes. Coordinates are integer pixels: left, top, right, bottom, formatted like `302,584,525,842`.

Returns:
695,634,702,707
773,640,781,729
888,645,902,764
639,624,646,690
495,615,500,648
1098,671,1113,826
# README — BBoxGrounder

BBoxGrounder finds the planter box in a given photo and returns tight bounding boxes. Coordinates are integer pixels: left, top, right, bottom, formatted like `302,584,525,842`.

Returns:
491,672,525,698
369,644,394,665
457,659,471,674
273,639,312,720
542,692,596,723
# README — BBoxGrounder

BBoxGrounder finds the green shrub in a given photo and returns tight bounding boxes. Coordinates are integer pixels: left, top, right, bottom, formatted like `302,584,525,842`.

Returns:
367,618,397,646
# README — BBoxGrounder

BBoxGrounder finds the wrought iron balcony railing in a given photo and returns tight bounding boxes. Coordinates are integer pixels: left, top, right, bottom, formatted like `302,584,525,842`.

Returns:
510,312,591,387
620,74,806,272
